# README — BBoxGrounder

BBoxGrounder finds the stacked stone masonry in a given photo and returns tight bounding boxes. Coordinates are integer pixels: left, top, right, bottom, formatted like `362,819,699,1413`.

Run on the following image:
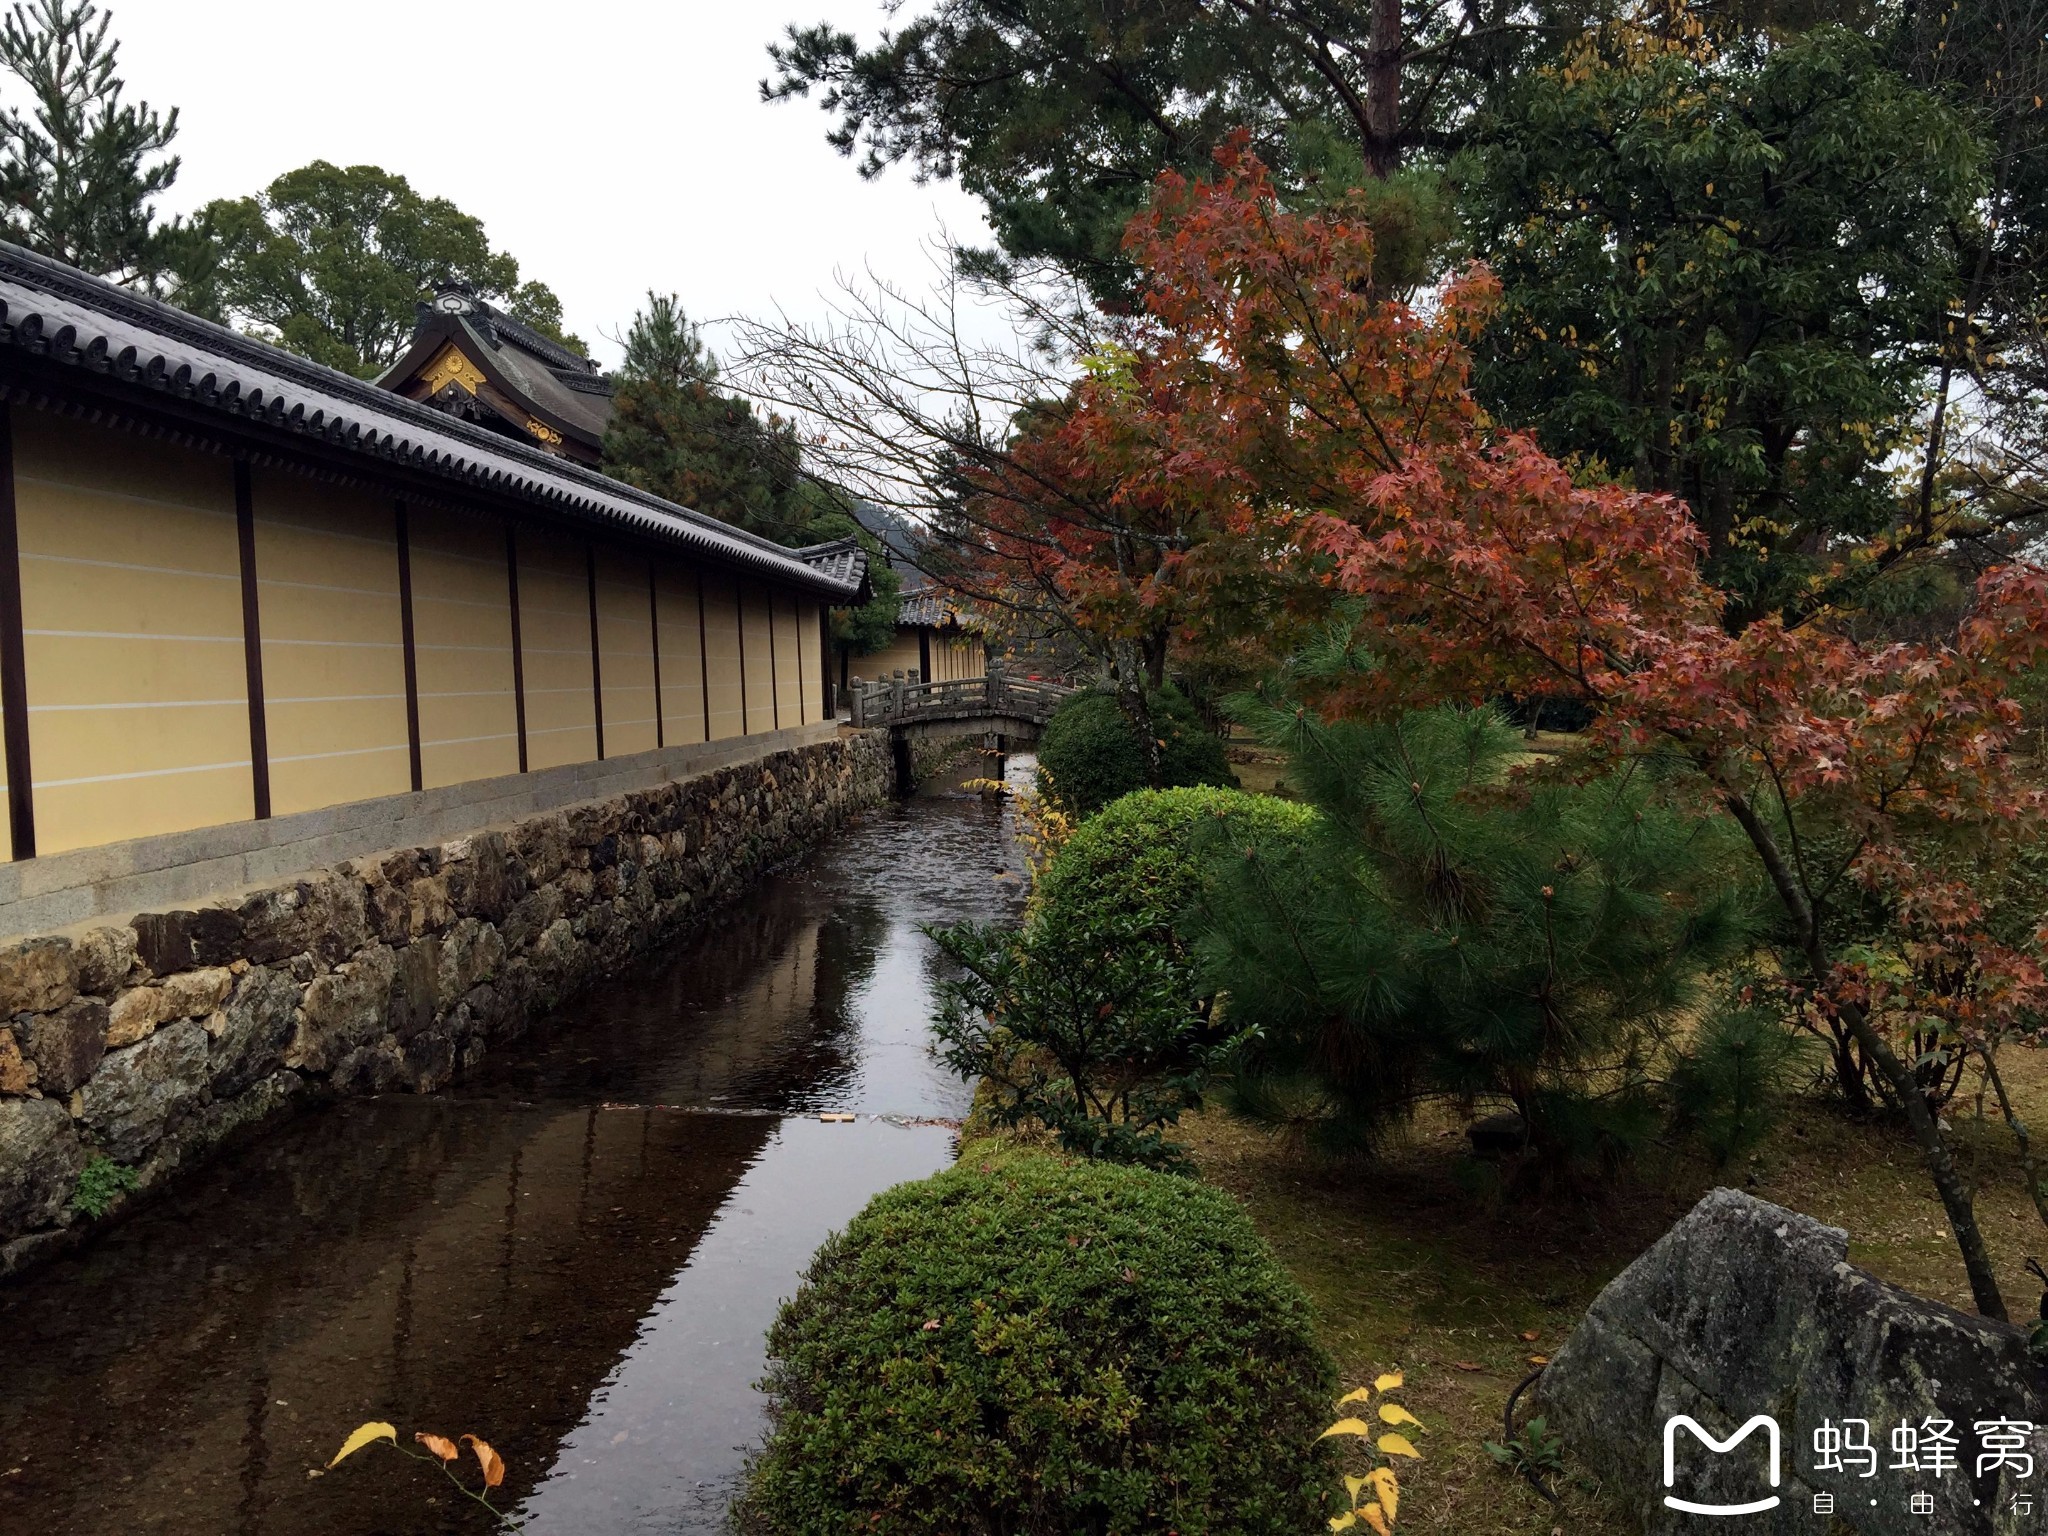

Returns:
0,730,889,1278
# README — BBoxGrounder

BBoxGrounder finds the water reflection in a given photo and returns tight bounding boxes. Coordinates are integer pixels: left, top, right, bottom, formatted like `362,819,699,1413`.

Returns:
0,751,1029,1535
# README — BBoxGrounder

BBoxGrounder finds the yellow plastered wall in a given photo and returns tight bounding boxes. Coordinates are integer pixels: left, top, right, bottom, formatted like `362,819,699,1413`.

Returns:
594,549,657,757
861,629,924,683
739,582,775,734
654,565,707,744
797,602,822,725
516,532,597,770
702,578,743,740
772,590,803,729
12,415,252,853
408,507,520,789
252,472,411,816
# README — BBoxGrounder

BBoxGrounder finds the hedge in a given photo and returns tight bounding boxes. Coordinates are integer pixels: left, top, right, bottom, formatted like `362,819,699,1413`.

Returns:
738,1153,1335,1534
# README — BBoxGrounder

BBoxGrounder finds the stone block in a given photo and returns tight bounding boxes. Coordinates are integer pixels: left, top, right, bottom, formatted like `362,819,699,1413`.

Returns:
0,937,77,1015
0,1026,28,1093
0,1097,85,1234
387,937,442,1041
208,966,300,1099
160,965,234,1020
132,908,245,974
438,918,503,1001
79,1019,208,1163
105,984,166,1048
288,945,397,1074
236,872,369,967
73,926,137,995
20,997,109,1096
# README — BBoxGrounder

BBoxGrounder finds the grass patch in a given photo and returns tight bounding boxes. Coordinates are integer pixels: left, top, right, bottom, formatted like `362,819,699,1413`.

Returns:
1170,1045,2048,1535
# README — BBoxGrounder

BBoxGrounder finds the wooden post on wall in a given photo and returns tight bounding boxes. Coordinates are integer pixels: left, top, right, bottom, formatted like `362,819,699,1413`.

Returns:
506,525,528,772
648,561,664,749
0,405,35,858
394,500,423,793
734,575,748,736
768,589,781,730
233,457,271,822
587,544,605,760
695,566,712,742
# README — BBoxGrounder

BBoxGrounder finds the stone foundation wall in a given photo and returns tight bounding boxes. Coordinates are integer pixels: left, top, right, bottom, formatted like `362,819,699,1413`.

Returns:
0,730,890,1278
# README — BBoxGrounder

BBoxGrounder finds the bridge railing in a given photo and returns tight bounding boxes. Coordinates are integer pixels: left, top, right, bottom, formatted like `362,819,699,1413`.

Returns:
847,666,1077,729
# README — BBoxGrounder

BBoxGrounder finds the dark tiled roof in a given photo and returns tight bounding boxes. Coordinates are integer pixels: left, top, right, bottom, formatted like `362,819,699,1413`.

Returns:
797,537,867,591
900,590,972,629
381,290,615,451
0,243,864,600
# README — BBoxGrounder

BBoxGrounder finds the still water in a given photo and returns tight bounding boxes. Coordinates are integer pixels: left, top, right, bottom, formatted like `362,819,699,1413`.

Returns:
0,754,1030,1535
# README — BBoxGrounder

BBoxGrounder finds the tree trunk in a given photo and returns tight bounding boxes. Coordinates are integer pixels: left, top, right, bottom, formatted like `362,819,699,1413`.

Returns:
1720,787,2008,1319
1110,636,1163,787
1365,0,1402,176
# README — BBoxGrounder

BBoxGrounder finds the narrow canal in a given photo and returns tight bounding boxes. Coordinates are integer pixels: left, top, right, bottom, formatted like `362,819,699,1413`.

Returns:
0,753,1031,1536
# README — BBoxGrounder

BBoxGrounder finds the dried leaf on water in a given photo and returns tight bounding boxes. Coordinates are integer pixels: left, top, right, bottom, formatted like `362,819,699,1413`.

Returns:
461,1434,505,1489
327,1422,395,1468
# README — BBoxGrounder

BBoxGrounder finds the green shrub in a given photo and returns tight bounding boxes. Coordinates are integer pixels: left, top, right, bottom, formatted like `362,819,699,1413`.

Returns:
738,1155,1336,1535
930,790,1313,1169
1035,688,1234,819
1034,785,1317,945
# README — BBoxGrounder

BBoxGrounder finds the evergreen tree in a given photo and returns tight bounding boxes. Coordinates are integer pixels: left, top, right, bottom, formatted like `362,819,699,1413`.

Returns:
0,0,185,286
197,161,581,376
1198,643,1778,1162
602,292,817,545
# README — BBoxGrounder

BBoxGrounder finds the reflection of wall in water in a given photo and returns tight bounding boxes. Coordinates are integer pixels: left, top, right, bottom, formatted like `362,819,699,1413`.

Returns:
0,1099,772,1536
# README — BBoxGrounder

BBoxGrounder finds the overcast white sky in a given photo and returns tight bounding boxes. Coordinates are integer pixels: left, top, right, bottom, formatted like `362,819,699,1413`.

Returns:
113,0,990,370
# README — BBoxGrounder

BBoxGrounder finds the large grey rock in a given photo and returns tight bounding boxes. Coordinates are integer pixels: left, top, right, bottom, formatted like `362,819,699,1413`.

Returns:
0,1097,87,1234
236,872,369,967
1540,1189,2048,1535
18,996,108,1095
288,945,397,1073
387,937,441,1041
79,1019,210,1163
208,966,300,1098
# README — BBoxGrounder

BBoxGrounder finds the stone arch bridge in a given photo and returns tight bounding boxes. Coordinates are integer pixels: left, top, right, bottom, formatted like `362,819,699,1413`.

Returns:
847,669,1077,791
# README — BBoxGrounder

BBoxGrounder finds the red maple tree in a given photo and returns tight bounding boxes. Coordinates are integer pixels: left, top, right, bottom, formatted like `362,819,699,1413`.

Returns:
1040,138,2048,1317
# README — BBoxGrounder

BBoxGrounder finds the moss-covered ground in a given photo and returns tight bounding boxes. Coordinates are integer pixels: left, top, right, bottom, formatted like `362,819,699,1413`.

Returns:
1172,1046,2048,1534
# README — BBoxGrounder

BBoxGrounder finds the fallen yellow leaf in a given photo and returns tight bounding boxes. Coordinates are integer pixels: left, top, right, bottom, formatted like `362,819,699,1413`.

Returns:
1378,1433,1421,1459
327,1422,396,1469
1319,1418,1374,1441
1379,1404,1424,1430
1338,1386,1373,1405
1373,1371,1404,1392
1368,1466,1400,1519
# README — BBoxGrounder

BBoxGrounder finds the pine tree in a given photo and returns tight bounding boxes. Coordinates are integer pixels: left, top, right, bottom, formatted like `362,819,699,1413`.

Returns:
1197,640,1775,1162
0,0,183,284
602,292,817,546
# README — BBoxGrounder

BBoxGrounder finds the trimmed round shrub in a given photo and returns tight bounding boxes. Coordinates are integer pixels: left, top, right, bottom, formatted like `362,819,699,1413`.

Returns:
1035,688,1234,819
739,1154,1336,1535
1034,785,1318,948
